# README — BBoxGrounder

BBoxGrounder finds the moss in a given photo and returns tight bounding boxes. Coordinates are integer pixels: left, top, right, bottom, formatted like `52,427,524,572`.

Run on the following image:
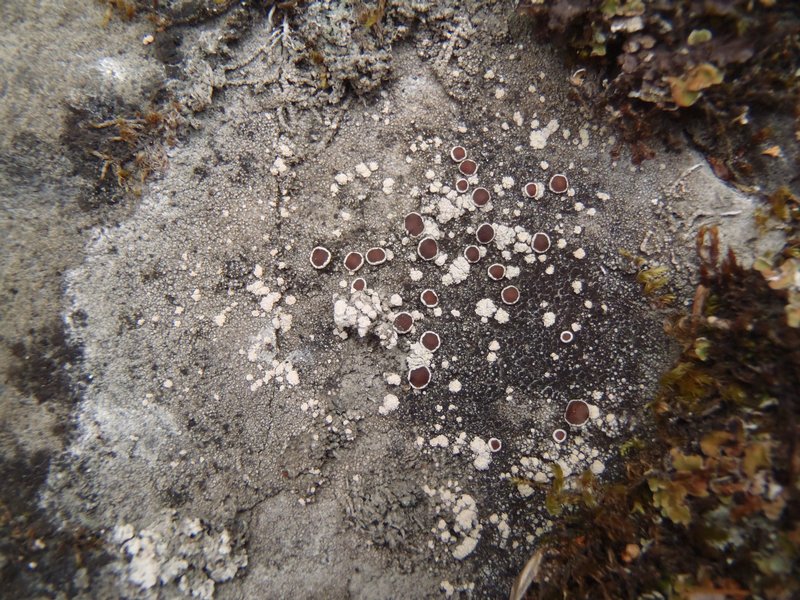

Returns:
61,99,182,208
512,226,800,599
517,0,800,191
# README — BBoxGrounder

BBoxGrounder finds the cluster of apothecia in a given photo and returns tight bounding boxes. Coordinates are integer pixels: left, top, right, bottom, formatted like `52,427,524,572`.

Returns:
312,144,594,450
310,246,389,272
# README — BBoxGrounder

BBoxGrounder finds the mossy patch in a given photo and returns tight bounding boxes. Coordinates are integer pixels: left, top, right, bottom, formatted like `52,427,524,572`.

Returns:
517,0,800,190
511,226,800,599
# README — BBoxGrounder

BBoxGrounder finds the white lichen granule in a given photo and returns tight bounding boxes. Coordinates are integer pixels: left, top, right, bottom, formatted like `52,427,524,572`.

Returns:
378,393,400,415
470,437,492,471
429,434,449,448
259,292,282,312
443,256,470,286
529,119,559,150
271,157,288,175
542,312,556,328
571,280,583,294
517,483,534,498
573,247,586,259
409,269,423,282
355,163,371,178
452,535,479,561
494,308,509,324
475,298,497,319
588,403,601,419
448,380,462,393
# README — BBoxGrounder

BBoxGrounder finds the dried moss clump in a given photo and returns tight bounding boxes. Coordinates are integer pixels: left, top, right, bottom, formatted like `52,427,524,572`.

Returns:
62,100,182,207
512,226,800,599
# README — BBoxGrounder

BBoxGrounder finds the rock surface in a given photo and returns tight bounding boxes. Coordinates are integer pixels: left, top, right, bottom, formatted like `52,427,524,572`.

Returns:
0,1,777,597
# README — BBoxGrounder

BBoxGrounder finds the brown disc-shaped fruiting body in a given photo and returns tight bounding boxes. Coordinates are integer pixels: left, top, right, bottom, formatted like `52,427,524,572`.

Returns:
488,437,502,452
404,212,425,238
471,187,491,208
420,331,441,352
455,178,469,193
417,237,439,261
552,429,567,443
393,312,414,334
351,278,366,293
476,223,495,244
420,289,439,308
522,182,544,199
531,232,551,254
366,247,387,266
549,173,568,194
501,285,520,305
450,146,467,163
408,366,431,390
564,400,590,427
464,245,481,264
310,246,332,269
344,251,364,273
459,159,478,176
560,330,574,344
487,264,505,281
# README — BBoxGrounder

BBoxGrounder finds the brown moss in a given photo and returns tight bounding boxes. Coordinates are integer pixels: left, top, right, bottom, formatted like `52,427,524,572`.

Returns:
517,0,800,187
61,99,182,208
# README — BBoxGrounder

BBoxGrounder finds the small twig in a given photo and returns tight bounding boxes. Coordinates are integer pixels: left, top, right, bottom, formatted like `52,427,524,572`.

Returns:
670,162,703,194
